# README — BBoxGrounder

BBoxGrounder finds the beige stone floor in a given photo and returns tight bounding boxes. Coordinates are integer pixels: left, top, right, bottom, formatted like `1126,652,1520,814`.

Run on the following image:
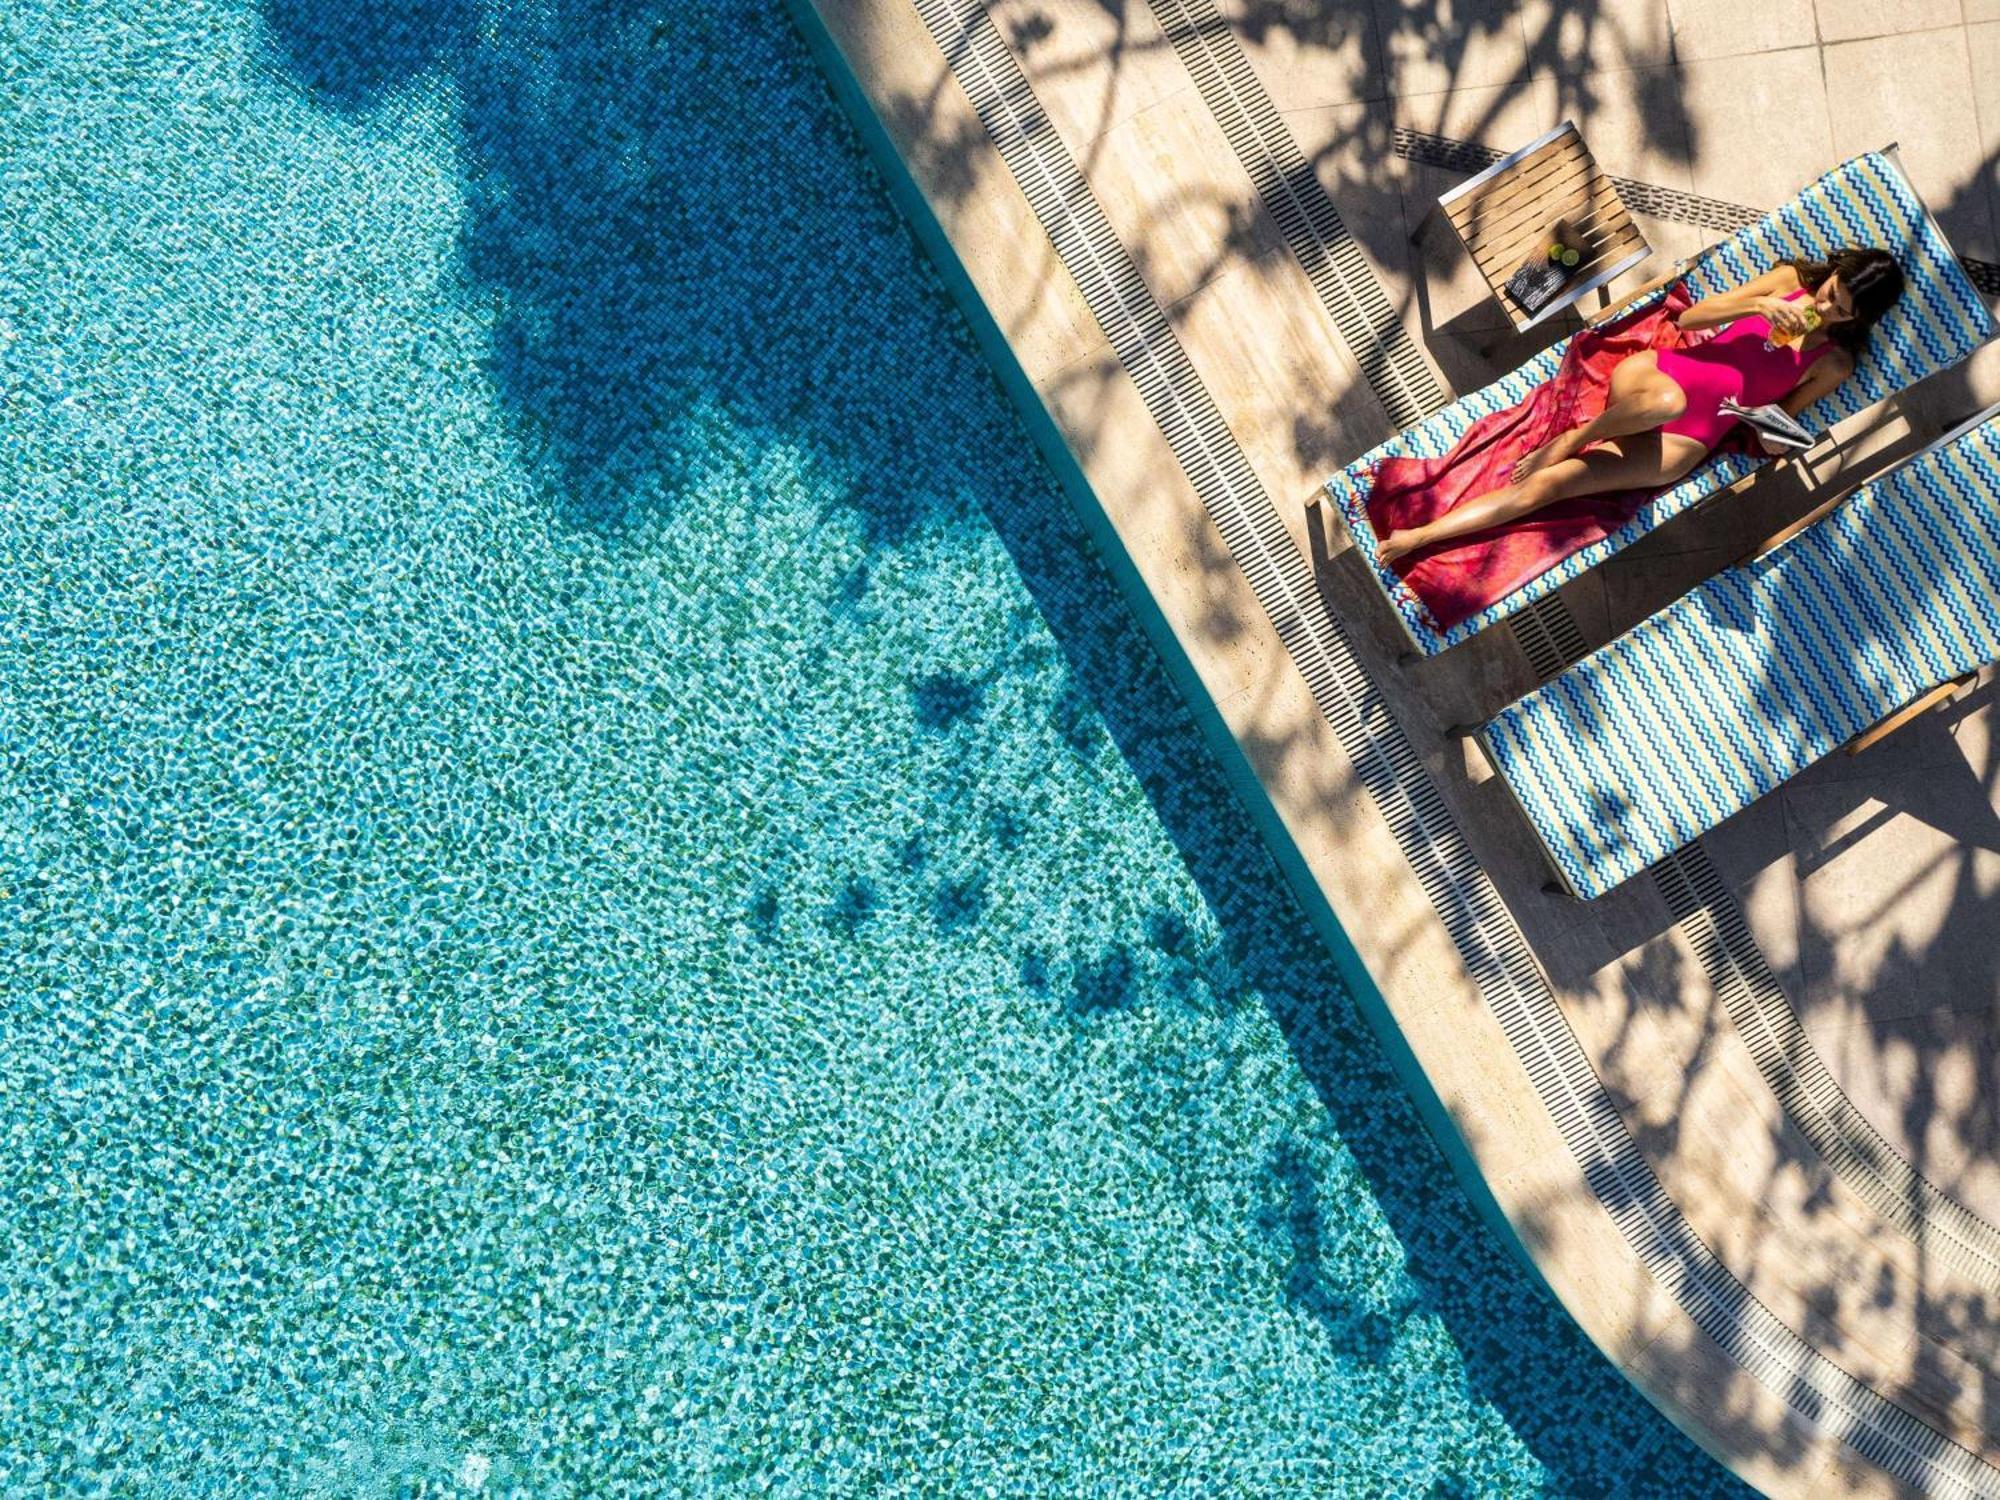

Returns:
811,1,2000,1493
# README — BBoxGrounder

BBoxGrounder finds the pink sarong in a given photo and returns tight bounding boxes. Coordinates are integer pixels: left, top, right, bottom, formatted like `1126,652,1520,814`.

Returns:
1364,282,1763,635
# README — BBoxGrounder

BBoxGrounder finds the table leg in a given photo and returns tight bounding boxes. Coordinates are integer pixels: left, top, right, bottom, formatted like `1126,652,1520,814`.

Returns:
1407,199,1438,246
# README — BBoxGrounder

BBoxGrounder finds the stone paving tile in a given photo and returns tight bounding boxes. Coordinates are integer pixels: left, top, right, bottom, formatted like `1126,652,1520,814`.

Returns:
1081,96,1292,309
1167,251,1388,504
1216,0,1390,109
1547,63,1697,191
1389,69,1561,142
1800,1003,2000,1229
1520,0,1678,78
1702,782,1809,980
1908,1008,2000,1225
1374,0,1534,97
1925,1008,2000,1222
1782,770,1998,1028
1672,46,1834,208
1814,0,1962,45
1965,24,2000,267
984,0,1194,150
1594,538,1741,628
1616,1039,2000,1423
1824,28,1998,263
1665,0,1817,63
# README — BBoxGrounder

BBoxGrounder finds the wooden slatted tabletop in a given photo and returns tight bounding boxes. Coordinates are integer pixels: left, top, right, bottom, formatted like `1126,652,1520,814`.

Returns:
1434,121,1651,332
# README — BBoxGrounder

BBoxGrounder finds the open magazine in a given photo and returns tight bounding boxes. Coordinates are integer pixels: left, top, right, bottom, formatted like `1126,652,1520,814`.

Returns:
1720,396,1814,451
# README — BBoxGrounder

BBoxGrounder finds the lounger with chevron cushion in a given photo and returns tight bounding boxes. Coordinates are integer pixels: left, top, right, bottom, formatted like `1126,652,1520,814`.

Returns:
1477,402,2000,900
1321,146,1994,657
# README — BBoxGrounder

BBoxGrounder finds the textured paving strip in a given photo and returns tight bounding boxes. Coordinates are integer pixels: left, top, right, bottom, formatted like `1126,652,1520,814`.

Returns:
1143,0,1448,430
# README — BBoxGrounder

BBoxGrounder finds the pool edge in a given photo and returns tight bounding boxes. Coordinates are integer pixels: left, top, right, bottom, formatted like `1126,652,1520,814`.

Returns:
780,0,1544,1298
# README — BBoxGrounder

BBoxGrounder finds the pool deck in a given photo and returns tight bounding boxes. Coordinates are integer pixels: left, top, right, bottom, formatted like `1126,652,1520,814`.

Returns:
805,1,2000,1493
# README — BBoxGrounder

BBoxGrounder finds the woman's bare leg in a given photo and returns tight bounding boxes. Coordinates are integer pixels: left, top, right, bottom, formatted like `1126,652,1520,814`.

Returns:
1377,433,1706,565
1509,350,1687,483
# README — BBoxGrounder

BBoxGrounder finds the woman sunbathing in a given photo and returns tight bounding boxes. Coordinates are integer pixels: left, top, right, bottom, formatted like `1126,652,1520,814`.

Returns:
1375,248,1906,565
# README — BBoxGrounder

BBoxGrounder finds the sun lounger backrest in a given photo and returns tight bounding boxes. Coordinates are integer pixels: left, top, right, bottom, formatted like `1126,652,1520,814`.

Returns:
1775,412,2000,692
1685,149,1993,430
1480,411,2000,898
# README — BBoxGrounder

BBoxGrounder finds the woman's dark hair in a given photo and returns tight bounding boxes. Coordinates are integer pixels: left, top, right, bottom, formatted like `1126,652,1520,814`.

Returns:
1787,247,1904,355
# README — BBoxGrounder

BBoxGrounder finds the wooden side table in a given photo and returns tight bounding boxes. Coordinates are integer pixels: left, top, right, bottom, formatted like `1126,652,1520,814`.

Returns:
1411,120,1651,335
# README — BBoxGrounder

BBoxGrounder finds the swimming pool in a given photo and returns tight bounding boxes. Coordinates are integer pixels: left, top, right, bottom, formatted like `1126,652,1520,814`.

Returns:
0,0,1751,1491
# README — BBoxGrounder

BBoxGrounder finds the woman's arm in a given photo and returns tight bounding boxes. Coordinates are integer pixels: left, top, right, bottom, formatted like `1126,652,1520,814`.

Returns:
1780,347,1852,417
1674,265,1803,330
1753,347,1853,454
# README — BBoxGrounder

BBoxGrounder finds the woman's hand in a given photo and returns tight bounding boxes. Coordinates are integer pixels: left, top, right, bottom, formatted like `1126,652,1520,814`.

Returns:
1753,295,1811,335
1756,433,1791,456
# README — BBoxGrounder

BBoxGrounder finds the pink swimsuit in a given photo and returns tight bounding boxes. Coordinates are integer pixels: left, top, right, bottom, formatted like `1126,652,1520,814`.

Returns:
1653,288,1835,448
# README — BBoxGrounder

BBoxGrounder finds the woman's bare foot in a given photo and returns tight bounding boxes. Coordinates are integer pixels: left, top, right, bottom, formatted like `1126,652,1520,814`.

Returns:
1510,429,1580,484
1377,528,1425,565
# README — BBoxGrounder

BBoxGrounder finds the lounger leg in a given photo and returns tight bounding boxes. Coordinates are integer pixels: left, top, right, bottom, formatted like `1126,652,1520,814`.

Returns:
1407,200,1438,246
1845,673,1975,756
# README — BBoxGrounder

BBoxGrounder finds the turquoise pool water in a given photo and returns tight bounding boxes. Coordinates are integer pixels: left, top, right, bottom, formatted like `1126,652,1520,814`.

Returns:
0,0,1752,1492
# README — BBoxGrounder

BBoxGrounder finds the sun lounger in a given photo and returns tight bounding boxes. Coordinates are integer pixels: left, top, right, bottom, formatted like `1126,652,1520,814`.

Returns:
1322,146,1994,657
1477,400,2000,899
